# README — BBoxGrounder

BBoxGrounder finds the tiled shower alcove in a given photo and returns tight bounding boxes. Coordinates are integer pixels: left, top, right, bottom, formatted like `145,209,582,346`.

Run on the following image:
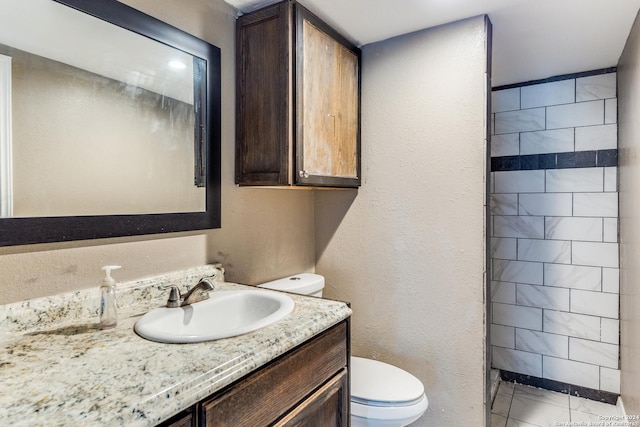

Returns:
490,71,620,395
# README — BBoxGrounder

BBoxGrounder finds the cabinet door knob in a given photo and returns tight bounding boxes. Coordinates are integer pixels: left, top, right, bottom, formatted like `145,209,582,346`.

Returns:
299,170,309,178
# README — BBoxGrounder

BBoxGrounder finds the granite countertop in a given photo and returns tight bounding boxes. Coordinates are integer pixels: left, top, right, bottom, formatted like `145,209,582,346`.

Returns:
0,265,352,426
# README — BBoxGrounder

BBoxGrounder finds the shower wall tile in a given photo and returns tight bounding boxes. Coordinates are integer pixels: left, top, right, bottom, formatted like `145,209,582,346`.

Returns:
545,217,603,242
516,284,569,311
543,356,600,389
546,100,604,129
493,302,542,330
546,168,604,193
493,216,544,239
493,347,542,377
570,289,619,319
576,74,616,101
543,310,600,341
543,263,601,291
492,87,520,113
491,72,619,394
520,128,574,155
605,99,617,124
601,318,619,345
493,259,543,285
602,268,620,294
491,281,516,304
491,324,515,348
519,193,572,216
515,329,568,359
495,108,546,134
491,238,517,260
572,242,619,268
604,167,617,192
521,79,575,109
517,239,571,264
490,194,519,215
603,218,618,243
575,124,617,151
573,193,618,217
569,338,618,369
494,170,545,193
492,133,520,157
600,368,621,394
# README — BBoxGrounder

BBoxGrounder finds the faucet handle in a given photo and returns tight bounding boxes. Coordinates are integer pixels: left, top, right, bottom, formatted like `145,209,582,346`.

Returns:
166,286,182,308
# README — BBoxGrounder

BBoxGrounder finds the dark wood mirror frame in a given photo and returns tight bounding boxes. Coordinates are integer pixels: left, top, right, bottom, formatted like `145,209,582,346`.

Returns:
0,0,221,246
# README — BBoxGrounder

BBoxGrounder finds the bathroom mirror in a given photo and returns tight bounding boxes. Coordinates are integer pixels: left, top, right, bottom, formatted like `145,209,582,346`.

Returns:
0,0,221,246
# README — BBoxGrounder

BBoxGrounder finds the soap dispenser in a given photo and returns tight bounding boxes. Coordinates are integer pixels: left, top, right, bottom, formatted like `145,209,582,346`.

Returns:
100,265,121,329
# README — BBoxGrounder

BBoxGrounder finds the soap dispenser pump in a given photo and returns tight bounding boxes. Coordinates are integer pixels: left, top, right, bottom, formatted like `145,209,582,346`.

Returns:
100,265,121,329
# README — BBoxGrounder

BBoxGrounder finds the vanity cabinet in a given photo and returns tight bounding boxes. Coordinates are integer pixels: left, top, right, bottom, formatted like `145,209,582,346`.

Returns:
201,321,349,426
235,0,361,188
158,320,349,427
161,409,195,427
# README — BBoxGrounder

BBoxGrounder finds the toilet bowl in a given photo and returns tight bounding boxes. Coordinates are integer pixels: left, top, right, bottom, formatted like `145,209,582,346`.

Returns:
351,356,428,426
257,274,429,426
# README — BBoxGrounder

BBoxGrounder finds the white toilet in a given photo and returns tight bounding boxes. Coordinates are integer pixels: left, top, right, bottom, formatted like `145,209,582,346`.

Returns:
257,273,429,426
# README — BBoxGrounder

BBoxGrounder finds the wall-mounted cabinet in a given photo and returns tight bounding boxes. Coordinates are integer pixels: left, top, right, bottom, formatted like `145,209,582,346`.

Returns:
235,0,361,188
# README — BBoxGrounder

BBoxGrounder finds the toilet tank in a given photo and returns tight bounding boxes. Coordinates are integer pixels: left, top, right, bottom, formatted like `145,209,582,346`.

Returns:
257,273,325,297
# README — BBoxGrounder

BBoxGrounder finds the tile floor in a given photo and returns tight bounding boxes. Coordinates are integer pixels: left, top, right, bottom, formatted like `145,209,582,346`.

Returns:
491,381,620,427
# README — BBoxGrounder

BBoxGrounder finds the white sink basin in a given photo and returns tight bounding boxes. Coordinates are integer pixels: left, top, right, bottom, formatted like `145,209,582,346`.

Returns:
134,289,295,343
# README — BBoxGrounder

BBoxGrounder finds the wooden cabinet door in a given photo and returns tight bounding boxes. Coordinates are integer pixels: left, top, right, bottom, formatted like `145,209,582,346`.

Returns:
158,409,195,427
235,1,361,188
275,369,349,427
200,322,347,426
236,2,291,186
295,5,360,188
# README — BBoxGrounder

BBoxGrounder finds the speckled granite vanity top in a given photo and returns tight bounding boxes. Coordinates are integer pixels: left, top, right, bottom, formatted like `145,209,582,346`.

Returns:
0,265,351,426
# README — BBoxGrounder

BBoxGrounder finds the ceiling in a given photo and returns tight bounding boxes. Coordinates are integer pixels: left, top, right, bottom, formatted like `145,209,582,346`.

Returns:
225,0,640,87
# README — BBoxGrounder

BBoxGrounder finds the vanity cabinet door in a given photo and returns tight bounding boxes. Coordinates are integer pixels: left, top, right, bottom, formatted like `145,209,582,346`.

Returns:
275,369,349,427
199,322,348,426
158,408,196,427
235,1,360,188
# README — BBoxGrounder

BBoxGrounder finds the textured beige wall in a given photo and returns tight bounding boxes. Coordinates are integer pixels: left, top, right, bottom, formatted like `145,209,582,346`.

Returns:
315,16,489,426
0,0,315,304
617,9,640,416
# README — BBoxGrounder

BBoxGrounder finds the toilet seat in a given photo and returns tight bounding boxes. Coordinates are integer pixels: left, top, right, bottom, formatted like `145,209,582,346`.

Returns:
351,394,429,421
350,356,428,421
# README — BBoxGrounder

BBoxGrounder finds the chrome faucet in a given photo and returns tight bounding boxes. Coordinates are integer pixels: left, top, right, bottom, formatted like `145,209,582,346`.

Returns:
166,277,215,308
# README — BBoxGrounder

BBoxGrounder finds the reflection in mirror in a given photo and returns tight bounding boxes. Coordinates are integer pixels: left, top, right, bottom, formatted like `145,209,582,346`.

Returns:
0,0,221,245
0,0,208,217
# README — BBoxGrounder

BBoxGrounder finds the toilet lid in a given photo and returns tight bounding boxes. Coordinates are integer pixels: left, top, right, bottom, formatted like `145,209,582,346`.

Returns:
257,273,324,295
350,356,425,405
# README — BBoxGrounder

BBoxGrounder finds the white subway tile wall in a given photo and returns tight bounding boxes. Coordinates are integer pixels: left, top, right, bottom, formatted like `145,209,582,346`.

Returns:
491,281,516,304
490,72,620,394
521,128,575,155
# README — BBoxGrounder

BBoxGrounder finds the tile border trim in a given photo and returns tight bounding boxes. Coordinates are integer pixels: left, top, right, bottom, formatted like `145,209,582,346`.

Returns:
491,149,617,172
494,67,618,91
499,370,619,405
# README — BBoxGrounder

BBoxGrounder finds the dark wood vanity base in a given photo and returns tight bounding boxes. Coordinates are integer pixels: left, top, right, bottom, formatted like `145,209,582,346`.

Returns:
160,320,350,427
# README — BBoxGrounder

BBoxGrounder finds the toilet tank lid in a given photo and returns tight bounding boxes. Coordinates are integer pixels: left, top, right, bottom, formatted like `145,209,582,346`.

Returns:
351,356,425,404
257,273,325,295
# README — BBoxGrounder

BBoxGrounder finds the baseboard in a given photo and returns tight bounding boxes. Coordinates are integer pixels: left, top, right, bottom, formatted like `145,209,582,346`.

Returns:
618,396,627,416
500,370,619,405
